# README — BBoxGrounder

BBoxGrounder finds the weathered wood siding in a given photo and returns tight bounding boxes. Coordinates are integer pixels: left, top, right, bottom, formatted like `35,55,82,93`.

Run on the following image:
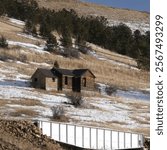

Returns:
62,75,73,91
81,71,95,91
31,71,46,89
45,77,58,91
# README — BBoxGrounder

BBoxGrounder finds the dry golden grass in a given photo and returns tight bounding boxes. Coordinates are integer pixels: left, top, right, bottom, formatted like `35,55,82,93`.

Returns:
51,115,69,122
107,120,128,126
0,16,149,90
11,99,44,106
130,116,149,125
133,127,150,137
88,43,137,67
128,101,150,110
0,99,10,106
36,0,149,23
0,45,149,90
11,108,39,117
0,17,44,44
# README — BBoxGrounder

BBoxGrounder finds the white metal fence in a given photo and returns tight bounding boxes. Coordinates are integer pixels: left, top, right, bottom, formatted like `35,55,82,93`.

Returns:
37,120,144,150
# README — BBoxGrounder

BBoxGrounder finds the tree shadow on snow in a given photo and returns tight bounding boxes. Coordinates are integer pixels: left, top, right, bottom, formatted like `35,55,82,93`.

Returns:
0,79,31,88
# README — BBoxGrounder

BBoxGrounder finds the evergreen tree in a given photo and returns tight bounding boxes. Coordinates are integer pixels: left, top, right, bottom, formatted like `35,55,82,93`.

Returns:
24,20,37,36
45,34,58,52
60,28,72,48
0,36,8,48
53,60,59,68
111,23,133,55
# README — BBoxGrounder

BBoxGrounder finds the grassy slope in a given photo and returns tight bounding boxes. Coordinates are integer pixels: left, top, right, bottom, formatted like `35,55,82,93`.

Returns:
0,17,149,90
36,0,149,23
0,15,149,136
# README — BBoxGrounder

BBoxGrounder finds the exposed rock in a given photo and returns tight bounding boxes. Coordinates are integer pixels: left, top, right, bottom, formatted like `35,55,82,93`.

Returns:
0,119,63,150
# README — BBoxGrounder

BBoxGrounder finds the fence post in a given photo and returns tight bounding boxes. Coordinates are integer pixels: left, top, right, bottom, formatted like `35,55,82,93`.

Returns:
50,122,52,138
124,132,126,148
66,124,68,143
110,130,112,150
138,134,139,147
59,123,61,141
74,125,76,146
103,129,105,150
41,121,43,134
130,133,132,148
96,128,98,149
82,126,84,148
118,131,119,149
90,127,91,149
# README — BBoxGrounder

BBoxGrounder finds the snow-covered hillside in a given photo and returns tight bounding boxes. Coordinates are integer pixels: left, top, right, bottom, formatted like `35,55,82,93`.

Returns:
108,20,149,34
0,59,150,135
0,17,150,136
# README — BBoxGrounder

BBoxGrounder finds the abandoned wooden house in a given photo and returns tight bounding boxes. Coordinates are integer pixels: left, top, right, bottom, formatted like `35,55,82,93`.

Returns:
31,68,96,92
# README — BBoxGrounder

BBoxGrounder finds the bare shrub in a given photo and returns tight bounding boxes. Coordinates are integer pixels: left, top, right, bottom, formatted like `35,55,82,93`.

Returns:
95,83,117,96
78,45,89,54
66,92,83,107
19,54,27,62
51,106,65,120
105,85,117,96
61,48,80,58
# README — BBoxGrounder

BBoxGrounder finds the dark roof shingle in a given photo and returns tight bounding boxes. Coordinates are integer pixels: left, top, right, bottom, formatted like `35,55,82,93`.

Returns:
37,68,55,78
52,68,95,78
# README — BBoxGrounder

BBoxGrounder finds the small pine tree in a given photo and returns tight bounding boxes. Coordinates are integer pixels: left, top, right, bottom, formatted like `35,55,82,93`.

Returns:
60,29,72,48
53,60,59,68
45,34,58,52
24,20,37,36
0,36,8,48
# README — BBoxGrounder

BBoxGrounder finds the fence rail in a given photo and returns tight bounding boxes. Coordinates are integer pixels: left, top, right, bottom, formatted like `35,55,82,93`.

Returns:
36,120,144,150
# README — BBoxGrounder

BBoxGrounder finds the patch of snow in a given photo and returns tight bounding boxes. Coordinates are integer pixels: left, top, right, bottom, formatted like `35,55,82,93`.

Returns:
89,50,139,70
9,18,25,26
29,62,51,67
116,90,150,101
96,83,108,95
7,40,47,53
16,61,28,65
108,20,149,34
0,79,30,88
17,33,40,41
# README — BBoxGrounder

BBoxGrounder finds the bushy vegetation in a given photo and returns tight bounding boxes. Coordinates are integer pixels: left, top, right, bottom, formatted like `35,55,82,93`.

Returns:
0,0,150,70
105,85,117,96
66,92,83,107
51,106,65,120
0,35,8,48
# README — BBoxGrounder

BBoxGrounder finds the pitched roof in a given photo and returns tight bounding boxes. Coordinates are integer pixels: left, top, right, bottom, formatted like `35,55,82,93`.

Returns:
33,68,95,78
36,68,55,78
53,68,95,78
73,69,89,76
54,68,74,76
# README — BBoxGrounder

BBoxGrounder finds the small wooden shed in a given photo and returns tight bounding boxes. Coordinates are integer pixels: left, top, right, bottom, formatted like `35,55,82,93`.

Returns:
31,67,96,92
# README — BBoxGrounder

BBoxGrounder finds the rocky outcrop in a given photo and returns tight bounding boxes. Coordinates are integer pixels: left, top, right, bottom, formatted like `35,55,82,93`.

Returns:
0,119,63,150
